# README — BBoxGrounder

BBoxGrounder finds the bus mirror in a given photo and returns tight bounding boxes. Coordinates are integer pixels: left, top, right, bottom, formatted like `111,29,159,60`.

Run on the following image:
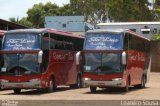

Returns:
122,51,127,65
76,51,81,65
38,50,43,63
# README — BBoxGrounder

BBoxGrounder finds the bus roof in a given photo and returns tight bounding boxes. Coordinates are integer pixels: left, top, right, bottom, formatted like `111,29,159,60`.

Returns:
0,30,5,36
5,28,84,39
86,29,150,41
97,22,160,26
86,29,126,34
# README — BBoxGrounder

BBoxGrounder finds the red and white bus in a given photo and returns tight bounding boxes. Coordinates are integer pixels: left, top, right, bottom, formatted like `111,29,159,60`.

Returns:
82,29,150,92
0,28,84,93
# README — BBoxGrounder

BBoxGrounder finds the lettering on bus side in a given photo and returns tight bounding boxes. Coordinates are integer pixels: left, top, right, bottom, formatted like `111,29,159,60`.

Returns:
128,52,146,62
53,52,74,61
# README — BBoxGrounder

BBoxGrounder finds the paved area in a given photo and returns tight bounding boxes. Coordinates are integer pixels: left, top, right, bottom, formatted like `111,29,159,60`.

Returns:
0,72,159,106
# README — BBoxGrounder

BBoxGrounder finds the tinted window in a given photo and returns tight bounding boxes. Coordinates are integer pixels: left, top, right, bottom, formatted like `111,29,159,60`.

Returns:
128,33,146,52
49,33,83,51
82,52,122,73
0,36,3,50
0,53,40,75
42,33,49,50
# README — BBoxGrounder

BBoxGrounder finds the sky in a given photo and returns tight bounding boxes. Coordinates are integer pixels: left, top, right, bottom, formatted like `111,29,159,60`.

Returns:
0,0,70,20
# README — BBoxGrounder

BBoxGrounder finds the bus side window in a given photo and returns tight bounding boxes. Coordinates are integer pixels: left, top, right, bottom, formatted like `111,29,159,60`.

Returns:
124,34,129,50
65,43,73,50
41,33,49,73
128,34,133,50
0,36,2,50
42,33,49,50
131,36,139,51
50,39,55,49
55,42,64,50
130,35,145,52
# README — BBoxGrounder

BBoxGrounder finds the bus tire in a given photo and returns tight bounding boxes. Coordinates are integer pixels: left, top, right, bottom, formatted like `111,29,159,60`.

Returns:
13,89,21,94
48,78,55,93
123,78,129,92
135,76,146,89
140,76,146,88
77,75,82,88
70,75,82,89
90,86,96,93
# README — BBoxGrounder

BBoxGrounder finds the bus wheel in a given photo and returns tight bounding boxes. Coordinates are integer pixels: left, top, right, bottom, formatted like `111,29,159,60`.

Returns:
13,89,21,94
48,78,55,93
77,75,82,88
135,76,146,89
90,86,96,93
70,75,82,89
123,79,129,92
140,76,146,88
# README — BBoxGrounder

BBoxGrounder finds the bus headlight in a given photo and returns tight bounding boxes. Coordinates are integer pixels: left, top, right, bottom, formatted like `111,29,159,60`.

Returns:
112,78,122,81
29,78,40,82
83,78,92,81
1,79,9,83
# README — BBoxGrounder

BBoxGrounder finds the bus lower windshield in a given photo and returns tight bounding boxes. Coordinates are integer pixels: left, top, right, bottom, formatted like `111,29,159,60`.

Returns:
82,52,122,74
0,53,40,75
3,33,40,50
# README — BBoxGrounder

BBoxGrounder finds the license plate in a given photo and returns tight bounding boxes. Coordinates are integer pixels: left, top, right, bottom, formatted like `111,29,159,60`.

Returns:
16,84,23,87
98,83,105,86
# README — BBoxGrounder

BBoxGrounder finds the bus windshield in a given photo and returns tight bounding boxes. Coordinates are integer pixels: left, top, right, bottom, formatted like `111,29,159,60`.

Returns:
82,52,122,74
84,33,123,50
0,53,40,75
3,33,40,50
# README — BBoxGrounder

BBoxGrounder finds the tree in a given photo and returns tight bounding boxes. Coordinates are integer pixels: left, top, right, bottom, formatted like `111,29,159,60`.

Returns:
10,1,155,27
27,2,59,28
151,34,160,41
9,17,20,23
19,17,33,28
108,0,154,22
155,0,160,7
70,0,154,24
70,0,110,24
58,4,75,16
154,0,160,21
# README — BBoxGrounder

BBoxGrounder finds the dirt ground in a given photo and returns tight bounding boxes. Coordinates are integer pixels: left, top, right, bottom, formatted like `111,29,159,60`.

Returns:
0,72,159,106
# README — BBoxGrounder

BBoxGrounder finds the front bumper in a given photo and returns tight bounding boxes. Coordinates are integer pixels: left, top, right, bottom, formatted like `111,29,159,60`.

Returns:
83,79,125,87
1,80,42,89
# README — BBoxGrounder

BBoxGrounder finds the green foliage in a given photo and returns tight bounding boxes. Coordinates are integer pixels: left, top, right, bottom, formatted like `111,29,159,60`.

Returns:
155,0,160,7
151,34,160,41
27,2,59,28
19,17,33,28
70,0,109,24
9,17,20,23
9,0,156,27
154,0,160,21
109,0,153,21
9,17,32,28
26,2,80,28
70,0,154,24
